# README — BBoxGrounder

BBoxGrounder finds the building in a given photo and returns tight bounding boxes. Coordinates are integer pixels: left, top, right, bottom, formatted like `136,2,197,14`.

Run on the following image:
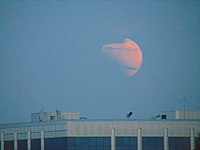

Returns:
0,110,200,150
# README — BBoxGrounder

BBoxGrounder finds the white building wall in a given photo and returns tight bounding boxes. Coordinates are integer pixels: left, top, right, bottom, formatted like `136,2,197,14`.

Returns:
66,120,200,137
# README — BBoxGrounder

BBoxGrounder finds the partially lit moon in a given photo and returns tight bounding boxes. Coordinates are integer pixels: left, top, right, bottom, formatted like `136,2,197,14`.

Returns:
102,38,143,76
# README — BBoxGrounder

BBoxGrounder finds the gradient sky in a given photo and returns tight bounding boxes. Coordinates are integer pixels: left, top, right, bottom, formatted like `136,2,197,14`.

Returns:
0,1,200,123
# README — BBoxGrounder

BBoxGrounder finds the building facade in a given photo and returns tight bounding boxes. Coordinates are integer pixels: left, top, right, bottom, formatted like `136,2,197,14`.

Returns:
0,111,200,150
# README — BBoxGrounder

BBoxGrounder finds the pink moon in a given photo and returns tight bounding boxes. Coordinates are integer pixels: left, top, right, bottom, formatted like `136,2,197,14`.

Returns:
102,38,143,76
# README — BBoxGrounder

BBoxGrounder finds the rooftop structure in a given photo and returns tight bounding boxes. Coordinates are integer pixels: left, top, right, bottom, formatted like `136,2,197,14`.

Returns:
152,110,200,120
31,111,80,122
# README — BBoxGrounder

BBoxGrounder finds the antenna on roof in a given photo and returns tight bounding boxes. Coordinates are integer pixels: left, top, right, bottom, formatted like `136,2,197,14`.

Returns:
183,97,186,119
126,112,133,119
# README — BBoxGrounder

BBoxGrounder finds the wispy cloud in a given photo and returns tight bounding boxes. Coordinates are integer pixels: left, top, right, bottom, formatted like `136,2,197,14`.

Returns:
102,39,143,76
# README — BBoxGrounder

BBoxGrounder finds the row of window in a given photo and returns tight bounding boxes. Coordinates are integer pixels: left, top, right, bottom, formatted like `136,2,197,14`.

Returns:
0,124,67,134
2,137,190,150
3,130,68,141
45,137,111,150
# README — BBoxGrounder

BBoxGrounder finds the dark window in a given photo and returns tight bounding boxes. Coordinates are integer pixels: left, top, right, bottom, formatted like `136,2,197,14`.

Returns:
4,140,14,150
103,137,111,149
50,116,55,120
195,136,200,150
44,137,110,150
67,147,74,150
116,137,137,150
31,139,41,150
169,137,190,150
18,140,27,150
161,115,167,119
90,137,96,146
96,137,104,147
65,137,111,150
75,137,82,147
142,137,164,150
45,137,67,150
81,137,90,148
67,137,75,146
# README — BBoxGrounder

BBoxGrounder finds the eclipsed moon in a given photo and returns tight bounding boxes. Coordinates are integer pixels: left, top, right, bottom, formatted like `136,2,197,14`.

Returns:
102,38,143,76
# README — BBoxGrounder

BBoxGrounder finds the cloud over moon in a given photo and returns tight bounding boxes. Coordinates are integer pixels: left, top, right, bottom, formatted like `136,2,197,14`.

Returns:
102,39,143,76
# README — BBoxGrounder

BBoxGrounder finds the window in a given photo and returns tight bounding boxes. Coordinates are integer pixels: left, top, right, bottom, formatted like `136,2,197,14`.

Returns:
45,137,67,150
31,139,41,150
161,115,167,119
44,137,110,150
67,137,75,146
96,137,104,147
116,137,137,150
4,140,14,150
18,140,27,150
142,137,164,150
169,137,190,150
50,116,55,120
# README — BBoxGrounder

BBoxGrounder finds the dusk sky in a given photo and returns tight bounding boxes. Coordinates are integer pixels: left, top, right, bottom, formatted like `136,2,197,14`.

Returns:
0,1,200,123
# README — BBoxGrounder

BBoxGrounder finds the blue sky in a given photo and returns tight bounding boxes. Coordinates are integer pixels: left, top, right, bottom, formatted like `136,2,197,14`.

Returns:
0,1,200,123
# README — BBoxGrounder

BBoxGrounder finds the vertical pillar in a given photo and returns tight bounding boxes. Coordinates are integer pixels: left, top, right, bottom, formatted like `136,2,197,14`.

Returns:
41,130,44,150
27,131,31,150
14,132,17,150
164,128,169,150
1,133,4,150
190,128,195,150
137,128,142,150
111,128,116,150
